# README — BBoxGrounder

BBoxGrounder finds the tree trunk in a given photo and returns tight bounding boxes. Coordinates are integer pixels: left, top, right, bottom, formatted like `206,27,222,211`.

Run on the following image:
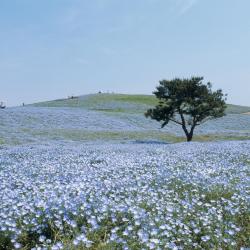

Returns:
180,112,196,142
183,125,195,142
186,134,193,142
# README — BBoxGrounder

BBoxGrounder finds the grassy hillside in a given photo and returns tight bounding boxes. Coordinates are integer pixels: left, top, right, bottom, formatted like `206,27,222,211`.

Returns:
226,104,250,114
33,93,250,114
32,94,157,113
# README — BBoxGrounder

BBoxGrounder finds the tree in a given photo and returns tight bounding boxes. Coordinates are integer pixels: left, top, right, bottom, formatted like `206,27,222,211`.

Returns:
145,77,227,142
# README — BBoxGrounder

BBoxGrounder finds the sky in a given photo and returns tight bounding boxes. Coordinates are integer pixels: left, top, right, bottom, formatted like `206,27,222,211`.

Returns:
0,0,250,107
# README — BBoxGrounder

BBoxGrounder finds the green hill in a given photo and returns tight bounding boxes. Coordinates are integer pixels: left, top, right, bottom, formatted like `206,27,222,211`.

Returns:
32,93,250,114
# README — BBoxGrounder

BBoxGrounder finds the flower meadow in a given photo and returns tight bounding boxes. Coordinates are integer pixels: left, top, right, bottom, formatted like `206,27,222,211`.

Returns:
0,140,249,250
1,106,250,145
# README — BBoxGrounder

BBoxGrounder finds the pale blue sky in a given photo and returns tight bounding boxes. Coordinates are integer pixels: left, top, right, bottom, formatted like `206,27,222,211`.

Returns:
1,0,250,106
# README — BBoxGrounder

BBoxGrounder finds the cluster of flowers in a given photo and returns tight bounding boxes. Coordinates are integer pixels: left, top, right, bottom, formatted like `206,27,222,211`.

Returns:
0,140,249,249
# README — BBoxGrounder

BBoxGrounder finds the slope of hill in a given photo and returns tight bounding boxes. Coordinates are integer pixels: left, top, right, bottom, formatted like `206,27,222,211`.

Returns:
32,94,157,114
32,93,250,114
226,104,250,114
1,94,250,146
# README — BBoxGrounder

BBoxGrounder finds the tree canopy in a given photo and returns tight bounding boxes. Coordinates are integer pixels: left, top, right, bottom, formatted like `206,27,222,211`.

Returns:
145,77,227,141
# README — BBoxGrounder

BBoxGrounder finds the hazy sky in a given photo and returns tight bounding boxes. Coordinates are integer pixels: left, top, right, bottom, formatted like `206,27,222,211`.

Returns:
1,0,250,106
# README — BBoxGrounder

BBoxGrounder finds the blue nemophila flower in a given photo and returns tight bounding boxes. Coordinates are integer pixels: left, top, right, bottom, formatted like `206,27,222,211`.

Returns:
0,139,249,248
201,235,211,242
85,240,93,248
13,243,22,249
73,239,80,246
38,235,46,242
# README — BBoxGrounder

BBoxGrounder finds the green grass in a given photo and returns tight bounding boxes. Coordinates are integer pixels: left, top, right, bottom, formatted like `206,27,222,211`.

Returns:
32,94,158,110
192,134,250,142
2,128,250,147
226,104,250,114
29,129,250,144
32,93,250,114
31,129,181,143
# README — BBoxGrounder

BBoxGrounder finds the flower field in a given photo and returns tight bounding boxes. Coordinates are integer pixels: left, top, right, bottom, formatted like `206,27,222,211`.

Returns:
0,96,250,249
0,140,249,249
1,106,250,145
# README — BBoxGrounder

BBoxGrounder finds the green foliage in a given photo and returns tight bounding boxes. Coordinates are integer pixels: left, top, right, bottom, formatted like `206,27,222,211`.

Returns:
0,232,12,250
145,77,227,141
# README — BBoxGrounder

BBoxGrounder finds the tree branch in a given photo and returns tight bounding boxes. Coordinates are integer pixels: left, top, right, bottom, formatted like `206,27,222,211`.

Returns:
169,118,182,125
178,110,186,127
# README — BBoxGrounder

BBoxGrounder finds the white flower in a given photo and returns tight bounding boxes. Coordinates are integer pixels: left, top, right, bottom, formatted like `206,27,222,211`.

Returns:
14,243,22,249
